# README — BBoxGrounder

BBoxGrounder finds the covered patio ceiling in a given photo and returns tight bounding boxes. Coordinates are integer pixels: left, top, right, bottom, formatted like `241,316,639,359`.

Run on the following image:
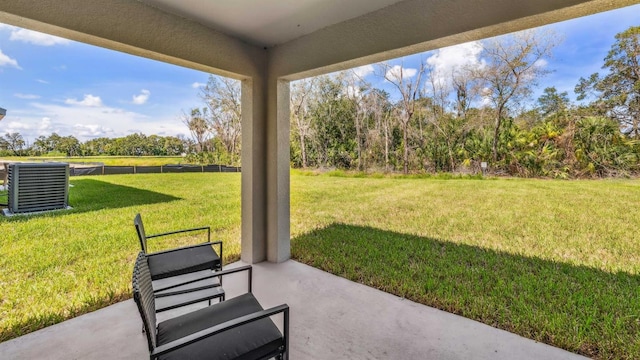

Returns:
138,0,407,47
1,0,638,264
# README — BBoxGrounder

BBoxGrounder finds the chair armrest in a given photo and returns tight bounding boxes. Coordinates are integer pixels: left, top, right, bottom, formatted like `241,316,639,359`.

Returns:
146,226,211,242
146,242,213,256
151,304,289,358
146,234,223,267
153,265,253,293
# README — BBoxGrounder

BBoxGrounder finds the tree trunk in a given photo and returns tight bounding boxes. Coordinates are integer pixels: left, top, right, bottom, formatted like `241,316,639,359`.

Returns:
403,121,409,174
355,120,363,171
492,106,505,163
384,125,390,172
491,120,500,163
299,131,307,168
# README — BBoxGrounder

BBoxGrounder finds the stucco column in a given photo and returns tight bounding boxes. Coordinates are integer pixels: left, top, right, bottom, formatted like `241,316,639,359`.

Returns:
241,74,290,264
241,77,267,263
266,78,291,263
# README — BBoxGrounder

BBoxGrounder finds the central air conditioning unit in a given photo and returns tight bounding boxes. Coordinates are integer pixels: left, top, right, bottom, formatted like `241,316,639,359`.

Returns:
3,163,71,216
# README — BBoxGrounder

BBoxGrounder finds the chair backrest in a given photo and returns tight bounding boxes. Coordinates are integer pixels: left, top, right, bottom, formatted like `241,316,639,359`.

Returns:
134,213,148,254
132,251,157,351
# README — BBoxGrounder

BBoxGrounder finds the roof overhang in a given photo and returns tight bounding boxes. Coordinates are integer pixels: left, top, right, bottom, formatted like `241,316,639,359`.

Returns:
0,0,637,80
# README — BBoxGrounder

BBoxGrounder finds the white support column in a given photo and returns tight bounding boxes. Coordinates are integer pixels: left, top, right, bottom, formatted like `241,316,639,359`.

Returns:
241,77,267,263
241,74,291,264
266,79,291,263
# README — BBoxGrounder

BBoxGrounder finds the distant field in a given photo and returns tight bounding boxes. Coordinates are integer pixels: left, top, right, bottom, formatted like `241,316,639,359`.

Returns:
1,172,639,359
0,156,185,166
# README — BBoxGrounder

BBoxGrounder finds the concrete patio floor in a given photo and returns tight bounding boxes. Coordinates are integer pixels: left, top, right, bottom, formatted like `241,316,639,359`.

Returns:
0,260,586,359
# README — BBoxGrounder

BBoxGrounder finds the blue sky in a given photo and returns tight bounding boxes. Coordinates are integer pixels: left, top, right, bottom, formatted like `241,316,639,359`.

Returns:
0,4,639,144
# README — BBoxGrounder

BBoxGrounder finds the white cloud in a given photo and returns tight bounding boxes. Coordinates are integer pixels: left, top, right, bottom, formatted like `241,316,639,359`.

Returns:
15,102,190,142
8,27,71,46
425,41,484,91
534,59,548,68
385,65,417,82
352,65,375,78
65,94,103,107
36,117,56,136
132,89,151,105
0,49,21,69
14,93,41,100
37,79,49,84
73,124,114,138
192,82,206,89
4,121,31,130
39,117,52,131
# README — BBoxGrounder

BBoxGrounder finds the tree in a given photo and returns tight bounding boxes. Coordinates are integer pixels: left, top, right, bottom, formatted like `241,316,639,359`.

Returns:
575,26,640,138
368,89,394,171
202,75,242,165
182,107,210,153
478,29,559,163
345,70,373,170
538,87,570,120
163,136,185,156
378,61,426,173
57,135,81,156
83,137,113,156
1,132,26,156
290,77,317,168
308,74,356,168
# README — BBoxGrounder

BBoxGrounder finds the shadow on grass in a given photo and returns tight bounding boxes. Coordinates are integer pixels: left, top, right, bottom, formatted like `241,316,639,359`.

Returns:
291,223,640,359
0,178,179,221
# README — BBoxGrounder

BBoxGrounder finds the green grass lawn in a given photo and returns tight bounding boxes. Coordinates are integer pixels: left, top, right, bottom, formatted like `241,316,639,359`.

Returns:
0,173,241,343
1,172,639,359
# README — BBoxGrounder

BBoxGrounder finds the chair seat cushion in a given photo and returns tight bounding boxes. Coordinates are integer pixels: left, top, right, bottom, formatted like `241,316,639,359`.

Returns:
148,245,220,280
156,293,284,360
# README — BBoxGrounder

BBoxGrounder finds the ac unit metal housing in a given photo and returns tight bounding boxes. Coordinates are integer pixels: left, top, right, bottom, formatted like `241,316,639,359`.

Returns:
3,162,70,216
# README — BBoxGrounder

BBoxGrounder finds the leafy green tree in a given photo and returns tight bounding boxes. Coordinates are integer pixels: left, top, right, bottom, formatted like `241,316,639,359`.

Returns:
82,137,113,155
309,74,357,168
182,108,210,153
163,136,185,156
538,86,570,123
0,132,26,156
54,135,80,156
32,136,51,155
575,26,640,137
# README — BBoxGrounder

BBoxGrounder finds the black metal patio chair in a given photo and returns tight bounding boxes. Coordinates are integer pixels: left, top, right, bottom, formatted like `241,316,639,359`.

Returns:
132,252,289,360
133,252,225,313
134,213,223,281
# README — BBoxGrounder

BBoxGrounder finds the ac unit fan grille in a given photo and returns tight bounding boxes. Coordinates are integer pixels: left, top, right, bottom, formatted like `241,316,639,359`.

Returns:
7,163,69,214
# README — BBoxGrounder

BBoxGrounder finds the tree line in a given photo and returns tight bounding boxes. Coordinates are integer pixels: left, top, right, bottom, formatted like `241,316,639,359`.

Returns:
0,132,188,157
1,75,243,163
290,26,640,178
